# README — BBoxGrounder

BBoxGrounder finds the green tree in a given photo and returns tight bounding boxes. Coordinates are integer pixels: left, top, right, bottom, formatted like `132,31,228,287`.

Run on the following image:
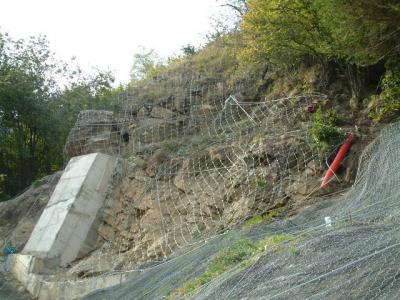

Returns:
130,47,164,83
181,44,196,56
50,70,117,168
0,33,61,197
0,32,117,201
240,0,400,67
316,0,400,65
241,0,329,65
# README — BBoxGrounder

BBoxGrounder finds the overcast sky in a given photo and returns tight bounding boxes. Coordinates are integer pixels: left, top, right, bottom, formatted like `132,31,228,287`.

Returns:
0,0,222,84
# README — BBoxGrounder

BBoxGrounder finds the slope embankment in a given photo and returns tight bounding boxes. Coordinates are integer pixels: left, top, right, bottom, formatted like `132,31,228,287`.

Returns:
84,121,400,299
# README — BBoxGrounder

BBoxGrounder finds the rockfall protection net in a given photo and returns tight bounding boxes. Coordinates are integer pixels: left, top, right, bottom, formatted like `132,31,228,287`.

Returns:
84,120,400,300
61,74,337,277
1,72,366,298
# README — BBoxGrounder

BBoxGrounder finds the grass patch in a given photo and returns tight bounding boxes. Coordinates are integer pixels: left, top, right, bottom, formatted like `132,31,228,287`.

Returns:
163,139,181,153
162,138,191,156
168,238,256,299
191,227,207,239
244,207,287,227
255,176,272,191
190,135,213,146
168,234,294,299
255,234,291,251
287,244,300,255
190,133,229,147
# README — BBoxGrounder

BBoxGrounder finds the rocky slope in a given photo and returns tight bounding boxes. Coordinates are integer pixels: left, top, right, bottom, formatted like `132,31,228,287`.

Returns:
0,61,386,298
0,173,61,252
85,121,400,299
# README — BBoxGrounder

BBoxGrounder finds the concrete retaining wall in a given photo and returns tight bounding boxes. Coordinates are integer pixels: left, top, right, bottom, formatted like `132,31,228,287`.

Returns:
23,153,116,267
8,153,124,299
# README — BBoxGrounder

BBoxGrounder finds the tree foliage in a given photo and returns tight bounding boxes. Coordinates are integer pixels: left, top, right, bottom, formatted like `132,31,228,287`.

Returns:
316,0,400,65
0,33,59,199
181,44,196,57
370,60,400,121
0,32,116,201
241,0,329,65
130,47,165,83
241,0,400,66
2,1,399,200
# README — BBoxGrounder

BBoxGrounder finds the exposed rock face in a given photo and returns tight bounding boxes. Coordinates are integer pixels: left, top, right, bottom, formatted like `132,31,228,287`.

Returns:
83,134,336,272
3,88,365,287
64,110,121,161
130,117,188,145
150,107,175,119
137,106,150,118
0,173,61,252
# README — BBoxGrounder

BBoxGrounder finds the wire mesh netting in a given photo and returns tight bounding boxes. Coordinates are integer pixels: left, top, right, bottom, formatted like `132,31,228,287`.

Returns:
2,70,383,299
60,73,336,277
84,120,400,300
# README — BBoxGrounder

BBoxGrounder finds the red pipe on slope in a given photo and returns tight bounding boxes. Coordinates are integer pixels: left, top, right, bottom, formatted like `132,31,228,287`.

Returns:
321,134,354,189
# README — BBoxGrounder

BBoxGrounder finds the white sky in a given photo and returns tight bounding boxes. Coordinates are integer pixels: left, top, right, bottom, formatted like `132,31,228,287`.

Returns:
0,0,222,84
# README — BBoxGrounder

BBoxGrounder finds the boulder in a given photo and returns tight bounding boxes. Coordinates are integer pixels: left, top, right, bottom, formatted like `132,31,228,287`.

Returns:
64,110,121,161
150,107,175,119
137,107,150,118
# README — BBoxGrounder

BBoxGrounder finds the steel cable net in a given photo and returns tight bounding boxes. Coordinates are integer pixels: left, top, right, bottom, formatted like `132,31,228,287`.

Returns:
82,121,400,300
189,121,400,300
61,72,334,279
8,69,399,300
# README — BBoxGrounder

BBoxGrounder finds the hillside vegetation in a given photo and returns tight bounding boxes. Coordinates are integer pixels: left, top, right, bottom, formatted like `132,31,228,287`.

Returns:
1,2,400,299
1,0,399,201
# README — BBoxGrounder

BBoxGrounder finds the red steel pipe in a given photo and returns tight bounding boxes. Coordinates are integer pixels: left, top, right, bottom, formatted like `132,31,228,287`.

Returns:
321,134,354,188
